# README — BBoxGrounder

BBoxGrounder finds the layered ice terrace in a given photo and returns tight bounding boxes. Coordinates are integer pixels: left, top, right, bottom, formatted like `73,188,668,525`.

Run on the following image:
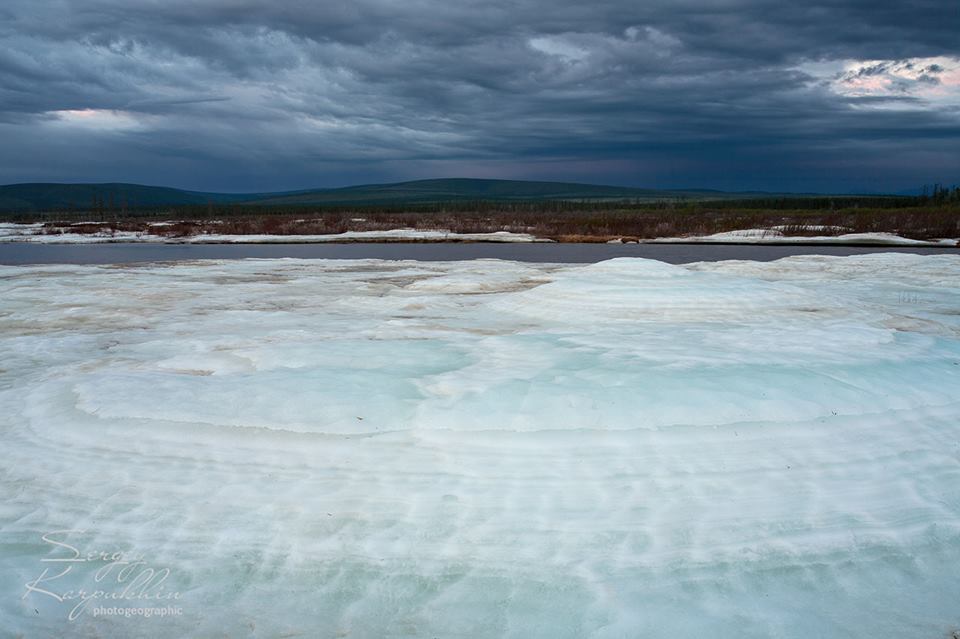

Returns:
1,254,959,637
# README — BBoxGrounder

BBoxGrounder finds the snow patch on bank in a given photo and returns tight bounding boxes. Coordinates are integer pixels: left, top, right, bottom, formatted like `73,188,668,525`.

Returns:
650,228,958,246
187,229,549,243
0,224,548,243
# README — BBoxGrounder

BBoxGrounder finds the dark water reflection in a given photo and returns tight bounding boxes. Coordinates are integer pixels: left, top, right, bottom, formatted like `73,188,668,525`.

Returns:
0,241,955,265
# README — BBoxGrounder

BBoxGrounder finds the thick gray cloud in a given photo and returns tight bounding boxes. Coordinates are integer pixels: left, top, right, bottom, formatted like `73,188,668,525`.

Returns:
1,0,958,192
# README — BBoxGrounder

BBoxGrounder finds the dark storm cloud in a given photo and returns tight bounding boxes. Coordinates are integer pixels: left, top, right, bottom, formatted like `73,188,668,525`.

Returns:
0,0,958,191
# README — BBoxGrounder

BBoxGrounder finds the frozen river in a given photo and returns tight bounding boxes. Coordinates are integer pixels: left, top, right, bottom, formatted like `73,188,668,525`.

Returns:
1,254,959,637
0,240,955,264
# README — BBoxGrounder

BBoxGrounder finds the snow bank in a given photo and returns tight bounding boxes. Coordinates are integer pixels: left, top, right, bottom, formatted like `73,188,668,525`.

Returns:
186,229,549,243
651,228,958,246
0,223,548,243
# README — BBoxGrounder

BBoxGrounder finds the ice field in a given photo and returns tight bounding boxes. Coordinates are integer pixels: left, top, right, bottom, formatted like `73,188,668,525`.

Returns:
1,254,959,637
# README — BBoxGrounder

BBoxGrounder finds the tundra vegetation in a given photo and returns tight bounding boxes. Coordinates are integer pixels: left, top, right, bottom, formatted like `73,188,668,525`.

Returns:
3,186,959,243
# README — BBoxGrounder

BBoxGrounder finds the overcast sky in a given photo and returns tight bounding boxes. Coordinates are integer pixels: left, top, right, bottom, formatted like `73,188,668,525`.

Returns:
1,0,958,193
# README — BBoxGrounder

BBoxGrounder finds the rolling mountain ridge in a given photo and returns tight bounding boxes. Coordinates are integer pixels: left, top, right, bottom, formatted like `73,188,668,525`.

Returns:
0,178,822,212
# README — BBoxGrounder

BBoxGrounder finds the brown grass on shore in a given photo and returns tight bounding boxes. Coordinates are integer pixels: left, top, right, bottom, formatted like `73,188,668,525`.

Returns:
28,204,960,242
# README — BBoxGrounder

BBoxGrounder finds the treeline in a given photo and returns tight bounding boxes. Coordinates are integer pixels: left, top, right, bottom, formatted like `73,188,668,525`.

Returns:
919,183,960,204
4,185,959,221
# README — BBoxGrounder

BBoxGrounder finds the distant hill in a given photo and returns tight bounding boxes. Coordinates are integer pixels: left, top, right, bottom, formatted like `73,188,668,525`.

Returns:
0,182,273,212
0,178,801,212
249,178,726,206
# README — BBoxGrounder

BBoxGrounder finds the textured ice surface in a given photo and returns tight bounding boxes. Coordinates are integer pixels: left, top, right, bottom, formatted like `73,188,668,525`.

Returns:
1,254,959,638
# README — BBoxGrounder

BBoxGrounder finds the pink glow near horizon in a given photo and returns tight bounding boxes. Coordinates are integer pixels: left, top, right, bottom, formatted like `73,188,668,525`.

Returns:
49,108,144,130
829,56,960,106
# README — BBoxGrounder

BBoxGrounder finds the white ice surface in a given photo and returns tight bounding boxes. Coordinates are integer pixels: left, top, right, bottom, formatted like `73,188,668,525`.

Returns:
1,255,960,638
0,224,546,243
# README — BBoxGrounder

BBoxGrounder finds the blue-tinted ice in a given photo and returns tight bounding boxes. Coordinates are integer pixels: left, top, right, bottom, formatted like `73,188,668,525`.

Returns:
1,255,959,637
